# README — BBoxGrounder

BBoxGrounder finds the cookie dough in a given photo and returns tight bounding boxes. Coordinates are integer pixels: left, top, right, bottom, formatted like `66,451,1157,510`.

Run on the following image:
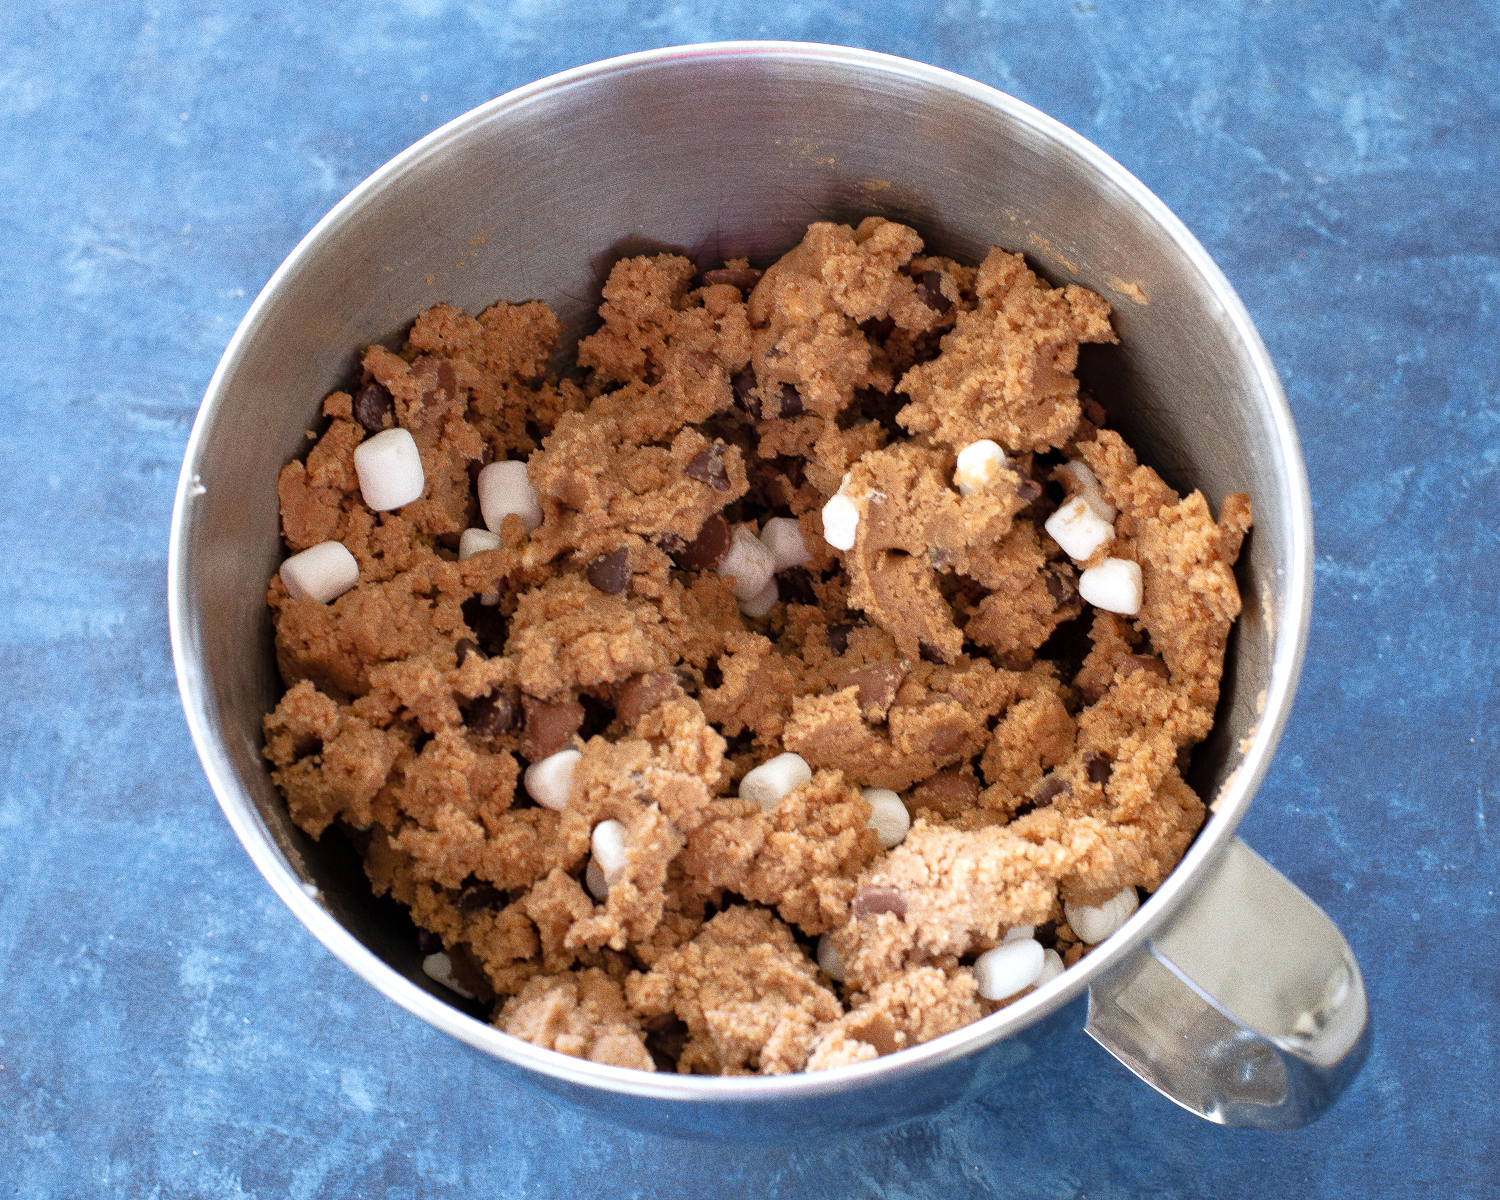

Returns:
262,217,1250,1074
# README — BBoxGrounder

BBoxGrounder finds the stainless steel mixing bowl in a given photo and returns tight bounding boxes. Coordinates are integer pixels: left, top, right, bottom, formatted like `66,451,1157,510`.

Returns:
169,42,1369,1139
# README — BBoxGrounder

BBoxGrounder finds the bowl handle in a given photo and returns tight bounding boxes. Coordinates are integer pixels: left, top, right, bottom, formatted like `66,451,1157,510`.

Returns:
1084,837,1370,1128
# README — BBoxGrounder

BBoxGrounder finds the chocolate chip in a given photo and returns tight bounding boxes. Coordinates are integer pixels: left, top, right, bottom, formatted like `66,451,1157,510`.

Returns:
1085,752,1113,786
852,886,907,919
467,689,516,737
586,547,630,595
1016,478,1043,503
826,623,854,654
775,383,803,418
413,356,458,405
455,638,484,666
1127,654,1171,682
1044,568,1079,610
352,382,394,433
674,513,731,570
685,350,719,378
686,442,732,491
913,769,979,818
1034,775,1071,805
701,267,763,292
611,672,678,727
416,928,444,955
522,695,585,759
918,641,947,664
837,660,909,722
732,372,761,420
458,880,505,914
778,566,818,607
913,270,953,314
927,723,968,757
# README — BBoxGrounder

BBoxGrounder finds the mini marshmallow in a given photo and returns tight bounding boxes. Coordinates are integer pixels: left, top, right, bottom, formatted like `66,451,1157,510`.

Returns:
862,787,911,848
739,751,812,811
954,439,1008,496
478,460,542,533
279,540,359,603
523,748,581,812
974,938,1045,1001
590,819,629,888
1058,460,1117,522
718,523,777,601
1078,557,1143,615
760,516,812,570
738,575,779,618
821,480,860,551
1037,948,1066,987
1064,886,1140,944
585,857,609,900
354,427,425,511
1045,494,1115,561
817,934,846,983
422,951,476,1000
1002,924,1035,943
459,527,504,559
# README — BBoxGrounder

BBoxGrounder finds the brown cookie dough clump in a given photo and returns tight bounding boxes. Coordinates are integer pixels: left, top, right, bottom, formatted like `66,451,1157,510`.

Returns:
262,218,1250,1074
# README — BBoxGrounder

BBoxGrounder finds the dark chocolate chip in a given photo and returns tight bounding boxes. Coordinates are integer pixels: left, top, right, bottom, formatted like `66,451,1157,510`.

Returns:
686,442,731,491
1085,752,1113,786
776,383,803,418
467,689,516,737
826,623,854,654
675,513,731,570
837,660,909,722
611,672,678,727
586,547,630,595
732,372,761,420
522,695,585,760
1044,568,1079,610
458,880,505,914
353,382,394,433
919,641,947,664
1033,775,1072,806
777,566,818,607
913,270,953,314
455,638,484,666
413,356,458,406
685,350,719,378
852,886,907,920
700,267,764,292
1016,478,1043,503
913,769,979,818
416,928,444,956
1128,654,1171,682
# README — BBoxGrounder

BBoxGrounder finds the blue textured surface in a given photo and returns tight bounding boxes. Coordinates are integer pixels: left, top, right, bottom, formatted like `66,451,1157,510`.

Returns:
3,2,1496,1195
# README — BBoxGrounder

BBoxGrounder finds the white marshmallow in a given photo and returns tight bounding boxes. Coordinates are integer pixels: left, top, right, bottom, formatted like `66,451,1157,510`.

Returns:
817,934,846,983
1064,886,1140,944
1058,460,1117,522
974,938,1046,1001
739,751,812,811
1002,924,1035,943
354,427,425,511
738,575,779,618
279,540,359,603
821,493,860,551
954,439,1008,496
1078,557,1143,615
590,819,630,888
718,523,777,601
459,527,504,559
1045,494,1115,561
523,748,581,812
422,951,476,1000
478,460,542,533
862,787,910,848
760,516,812,570
585,857,609,900
1037,948,1066,987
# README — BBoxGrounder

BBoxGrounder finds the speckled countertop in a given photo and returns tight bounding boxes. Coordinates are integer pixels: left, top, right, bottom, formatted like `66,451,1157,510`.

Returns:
3,2,1495,1195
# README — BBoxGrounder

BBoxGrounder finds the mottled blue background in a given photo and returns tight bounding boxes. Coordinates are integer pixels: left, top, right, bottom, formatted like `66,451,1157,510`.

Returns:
3,1,1496,1195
